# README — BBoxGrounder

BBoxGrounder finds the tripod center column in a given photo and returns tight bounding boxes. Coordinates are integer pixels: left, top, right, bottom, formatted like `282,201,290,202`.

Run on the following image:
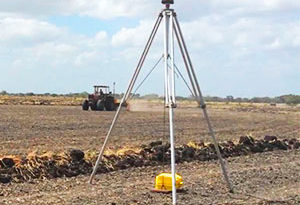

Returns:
163,7,178,205
163,9,176,108
163,9,170,107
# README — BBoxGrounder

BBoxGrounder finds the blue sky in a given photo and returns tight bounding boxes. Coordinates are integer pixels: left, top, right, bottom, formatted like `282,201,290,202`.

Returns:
48,16,139,36
0,0,299,97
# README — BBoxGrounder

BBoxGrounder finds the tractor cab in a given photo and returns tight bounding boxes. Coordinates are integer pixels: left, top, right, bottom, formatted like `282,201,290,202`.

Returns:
89,85,112,99
94,85,109,95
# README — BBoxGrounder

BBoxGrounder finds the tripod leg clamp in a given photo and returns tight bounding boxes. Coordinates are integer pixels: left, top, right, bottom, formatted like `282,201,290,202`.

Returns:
200,104,206,109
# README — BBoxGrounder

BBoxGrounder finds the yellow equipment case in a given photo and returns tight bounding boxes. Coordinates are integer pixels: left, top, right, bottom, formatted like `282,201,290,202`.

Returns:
153,173,183,192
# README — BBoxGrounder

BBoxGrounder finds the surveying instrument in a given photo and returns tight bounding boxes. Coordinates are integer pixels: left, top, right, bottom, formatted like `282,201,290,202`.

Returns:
89,0,233,204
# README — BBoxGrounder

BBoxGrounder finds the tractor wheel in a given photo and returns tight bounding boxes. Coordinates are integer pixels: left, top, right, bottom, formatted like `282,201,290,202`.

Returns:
96,100,105,111
82,100,89,111
105,101,116,111
90,102,97,111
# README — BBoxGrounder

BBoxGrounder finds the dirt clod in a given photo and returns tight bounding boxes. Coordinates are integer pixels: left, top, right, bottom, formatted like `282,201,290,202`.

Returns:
264,135,278,142
0,158,15,168
239,136,255,146
149,141,163,148
0,174,11,184
70,149,85,161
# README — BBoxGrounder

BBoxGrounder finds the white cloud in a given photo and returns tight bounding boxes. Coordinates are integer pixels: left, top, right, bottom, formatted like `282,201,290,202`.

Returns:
85,31,109,48
0,0,156,19
74,51,100,67
0,17,62,46
111,20,157,47
74,0,155,19
209,0,300,12
180,15,224,48
0,15,110,71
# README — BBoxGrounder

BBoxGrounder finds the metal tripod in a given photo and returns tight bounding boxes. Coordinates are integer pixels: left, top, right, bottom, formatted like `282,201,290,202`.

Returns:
89,4,233,205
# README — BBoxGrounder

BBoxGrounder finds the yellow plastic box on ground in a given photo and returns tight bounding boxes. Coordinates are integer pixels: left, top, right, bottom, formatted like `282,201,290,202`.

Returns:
154,173,183,191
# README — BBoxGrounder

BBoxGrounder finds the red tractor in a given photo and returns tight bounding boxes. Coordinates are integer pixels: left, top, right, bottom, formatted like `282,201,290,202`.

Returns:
82,85,117,111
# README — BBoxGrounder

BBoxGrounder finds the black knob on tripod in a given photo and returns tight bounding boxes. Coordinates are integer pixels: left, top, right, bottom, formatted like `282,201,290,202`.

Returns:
162,0,174,5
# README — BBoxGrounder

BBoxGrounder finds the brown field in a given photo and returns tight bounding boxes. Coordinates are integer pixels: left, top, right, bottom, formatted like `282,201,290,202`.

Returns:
0,95,84,106
0,98,300,204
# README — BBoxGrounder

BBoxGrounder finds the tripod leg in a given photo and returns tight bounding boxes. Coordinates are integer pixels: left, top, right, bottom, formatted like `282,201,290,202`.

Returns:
169,106,177,205
89,13,163,184
173,16,204,104
163,11,170,106
125,13,163,101
172,14,198,105
173,15,233,193
169,12,177,205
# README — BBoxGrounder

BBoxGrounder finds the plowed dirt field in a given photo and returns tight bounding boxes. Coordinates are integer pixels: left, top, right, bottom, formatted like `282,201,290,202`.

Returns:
0,100,299,204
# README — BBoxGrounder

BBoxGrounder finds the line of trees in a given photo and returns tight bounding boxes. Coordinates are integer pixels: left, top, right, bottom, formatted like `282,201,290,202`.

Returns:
0,91,89,98
206,95,300,105
1,90,300,105
129,94,300,105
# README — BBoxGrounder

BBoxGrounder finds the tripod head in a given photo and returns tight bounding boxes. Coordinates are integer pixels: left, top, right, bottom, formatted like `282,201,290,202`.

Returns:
162,0,174,4
162,0,174,8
